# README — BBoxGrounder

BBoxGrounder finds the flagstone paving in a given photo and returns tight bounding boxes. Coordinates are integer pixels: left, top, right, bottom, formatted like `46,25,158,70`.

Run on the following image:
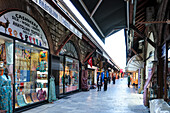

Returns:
22,78,149,113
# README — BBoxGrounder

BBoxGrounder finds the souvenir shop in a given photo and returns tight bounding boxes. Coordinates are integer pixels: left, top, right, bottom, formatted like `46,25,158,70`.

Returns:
87,65,97,89
57,41,80,96
0,10,49,112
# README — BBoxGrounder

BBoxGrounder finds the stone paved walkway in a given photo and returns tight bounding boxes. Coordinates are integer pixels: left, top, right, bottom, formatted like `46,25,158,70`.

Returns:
22,78,149,113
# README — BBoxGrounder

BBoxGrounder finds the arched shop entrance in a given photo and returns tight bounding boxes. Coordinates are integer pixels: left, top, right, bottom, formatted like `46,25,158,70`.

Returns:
0,10,50,112
60,41,80,94
51,40,80,98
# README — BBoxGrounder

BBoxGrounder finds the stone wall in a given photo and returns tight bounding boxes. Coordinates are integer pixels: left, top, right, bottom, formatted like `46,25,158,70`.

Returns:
0,0,94,63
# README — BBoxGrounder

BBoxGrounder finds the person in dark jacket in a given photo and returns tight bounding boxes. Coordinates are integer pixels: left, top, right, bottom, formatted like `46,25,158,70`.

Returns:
128,75,131,87
108,75,111,84
104,75,108,91
112,75,116,84
97,75,102,91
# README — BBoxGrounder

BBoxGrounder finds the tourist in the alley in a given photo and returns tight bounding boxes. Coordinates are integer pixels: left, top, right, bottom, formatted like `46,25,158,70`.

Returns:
104,75,108,91
97,74,102,91
112,75,116,84
108,75,111,84
127,74,131,88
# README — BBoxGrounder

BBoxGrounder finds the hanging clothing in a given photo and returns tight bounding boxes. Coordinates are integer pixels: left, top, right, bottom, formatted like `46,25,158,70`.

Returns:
5,41,13,65
49,77,57,102
37,89,46,101
0,74,12,113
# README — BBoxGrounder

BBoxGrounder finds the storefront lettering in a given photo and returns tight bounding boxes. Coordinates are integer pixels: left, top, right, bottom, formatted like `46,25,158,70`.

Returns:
15,14,38,28
13,21,30,32
32,0,82,39
0,11,49,48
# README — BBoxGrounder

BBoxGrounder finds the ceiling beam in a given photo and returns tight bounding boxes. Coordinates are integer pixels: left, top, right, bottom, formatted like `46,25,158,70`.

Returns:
130,25,156,48
137,20,170,24
83,49,96,63
135,12,145,20
90,0,103,17
82,35,96,49
129,1,134,25
131,48,143,60
136,7,145,15
135,18,145,23
136,0,148,10
138,25,145,30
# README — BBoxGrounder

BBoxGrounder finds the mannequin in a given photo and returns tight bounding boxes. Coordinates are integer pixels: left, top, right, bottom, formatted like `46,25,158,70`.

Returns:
0,68,12,113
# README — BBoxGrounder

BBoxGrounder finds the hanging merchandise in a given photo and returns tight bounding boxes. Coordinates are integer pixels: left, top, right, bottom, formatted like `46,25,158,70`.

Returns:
0,68,12,113
37,88,46,101
48,76,57,103
5,41,13,65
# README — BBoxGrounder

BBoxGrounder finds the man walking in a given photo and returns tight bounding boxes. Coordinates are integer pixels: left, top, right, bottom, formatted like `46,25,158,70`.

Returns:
97,75,102,91
127,74,131,88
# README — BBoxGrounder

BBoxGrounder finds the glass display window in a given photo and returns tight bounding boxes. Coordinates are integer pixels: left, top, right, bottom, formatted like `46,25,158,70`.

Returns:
65,56,79,93
15,41,48,108
0,36,14,112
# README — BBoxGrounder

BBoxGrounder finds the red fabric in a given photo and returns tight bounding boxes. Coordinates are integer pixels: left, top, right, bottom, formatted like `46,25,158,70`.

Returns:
88,57,93,67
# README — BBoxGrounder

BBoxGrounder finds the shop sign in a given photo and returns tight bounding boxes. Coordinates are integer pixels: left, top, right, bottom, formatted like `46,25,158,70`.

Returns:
32,0,82,39
0,11,49,48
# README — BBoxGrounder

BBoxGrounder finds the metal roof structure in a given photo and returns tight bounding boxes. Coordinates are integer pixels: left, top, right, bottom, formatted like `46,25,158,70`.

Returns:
69,0,127,43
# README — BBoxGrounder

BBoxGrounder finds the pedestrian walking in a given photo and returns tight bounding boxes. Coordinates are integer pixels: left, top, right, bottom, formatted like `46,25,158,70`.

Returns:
108,75,111,84
112,75,116,84
104,75,107,91
97,75,102,91
127,75,131,88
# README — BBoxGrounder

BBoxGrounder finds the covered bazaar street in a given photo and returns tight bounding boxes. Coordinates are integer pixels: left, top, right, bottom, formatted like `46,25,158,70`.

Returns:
23,78,149,113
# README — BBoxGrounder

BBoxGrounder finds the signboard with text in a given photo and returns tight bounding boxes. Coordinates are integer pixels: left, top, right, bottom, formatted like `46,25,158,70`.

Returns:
0,11,49,48
32,0,82,39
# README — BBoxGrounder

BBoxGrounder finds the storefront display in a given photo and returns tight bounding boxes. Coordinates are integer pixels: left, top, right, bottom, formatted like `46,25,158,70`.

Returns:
88,70,95,88
15,41,48,108
65,57,79,92
59,70,64,94
0,10,49,111
0,37,13,113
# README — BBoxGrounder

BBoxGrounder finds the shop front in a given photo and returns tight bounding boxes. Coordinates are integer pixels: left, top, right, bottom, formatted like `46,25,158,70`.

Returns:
58,41,80,96
87,65,98,89
0,10,49,112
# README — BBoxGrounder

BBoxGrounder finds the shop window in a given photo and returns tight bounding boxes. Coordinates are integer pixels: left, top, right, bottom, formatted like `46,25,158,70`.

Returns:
65,57,79,92
59,56,64,94
15,41,48,108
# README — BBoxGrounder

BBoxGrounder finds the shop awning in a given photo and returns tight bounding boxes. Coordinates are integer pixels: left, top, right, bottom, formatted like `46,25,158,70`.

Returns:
69,0,127,43
125,55,144,72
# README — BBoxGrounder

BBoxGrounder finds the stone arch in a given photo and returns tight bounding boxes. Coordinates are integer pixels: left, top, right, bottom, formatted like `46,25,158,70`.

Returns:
61,39,81,60
0,0,54,54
